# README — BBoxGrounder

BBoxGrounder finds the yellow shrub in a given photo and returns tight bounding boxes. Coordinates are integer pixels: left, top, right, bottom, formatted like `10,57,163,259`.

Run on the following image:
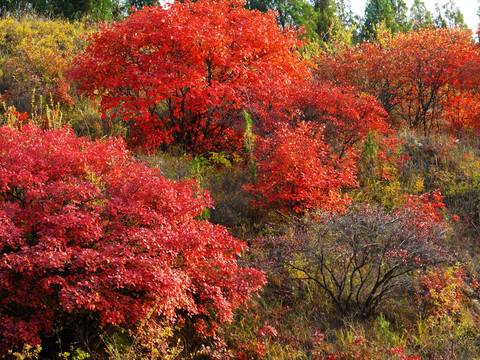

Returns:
0,16,90,113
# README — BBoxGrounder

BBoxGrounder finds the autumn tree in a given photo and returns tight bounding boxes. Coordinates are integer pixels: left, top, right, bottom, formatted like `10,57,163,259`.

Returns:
69,0,310,153
316,27,479,134
0,124,264,356
385,28,477,133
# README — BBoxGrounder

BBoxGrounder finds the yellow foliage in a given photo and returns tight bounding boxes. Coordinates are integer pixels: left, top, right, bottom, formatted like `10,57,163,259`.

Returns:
7,344,42,360
412,175,424,194
372,20,393,44
375,178,402,208
0,16,88,84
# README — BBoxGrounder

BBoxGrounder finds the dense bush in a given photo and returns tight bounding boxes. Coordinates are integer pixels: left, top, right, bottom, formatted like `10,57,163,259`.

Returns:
245,122,358,215
0,124,264,356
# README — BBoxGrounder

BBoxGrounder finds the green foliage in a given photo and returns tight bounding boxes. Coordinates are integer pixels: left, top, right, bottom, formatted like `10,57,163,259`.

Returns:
245,0,351,42
355,132,404,208
414,307,480,359
375,313,406,347
433,0,467,30
398,133,480,239
58,347,91,360
361,0,410,40
102,304,184,360
312,0,336,40
245,0,316,39
138,149,258,238
125,0,158,10
0,0,123,21
409,0,433,30
432,145,480,232
242,110,256,180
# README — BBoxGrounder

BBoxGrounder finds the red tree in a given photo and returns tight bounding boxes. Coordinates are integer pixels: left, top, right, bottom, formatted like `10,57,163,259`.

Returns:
0,125,264,354
68,0,310,153
316,27,479,134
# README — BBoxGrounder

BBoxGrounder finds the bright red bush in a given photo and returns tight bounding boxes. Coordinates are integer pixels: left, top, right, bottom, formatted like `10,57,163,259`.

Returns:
417,265,467,317
245,122,358,214
401,189,450,234
443,92,480,135
0,125,264,352
68,0,309,153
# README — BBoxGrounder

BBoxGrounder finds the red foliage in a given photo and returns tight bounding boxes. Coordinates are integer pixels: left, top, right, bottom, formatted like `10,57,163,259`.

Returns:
316,27,479,134
401,190,449,231
68,0,309,153
291,82,389,152
50,80,75,107
0,106,29,126
416,265,467,317
443,92,480,136
0,125,264,352
245,122,358,215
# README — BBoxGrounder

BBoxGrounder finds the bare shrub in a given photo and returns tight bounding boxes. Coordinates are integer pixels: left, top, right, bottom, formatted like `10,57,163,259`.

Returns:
258,203,453,318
